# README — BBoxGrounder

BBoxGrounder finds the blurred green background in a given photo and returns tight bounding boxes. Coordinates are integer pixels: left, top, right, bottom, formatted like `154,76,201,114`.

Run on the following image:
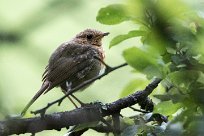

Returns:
0,0,144,135
1,0,203,136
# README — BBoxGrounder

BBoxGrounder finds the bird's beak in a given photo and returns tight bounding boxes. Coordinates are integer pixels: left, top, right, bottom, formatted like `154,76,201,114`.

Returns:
102,32,110,36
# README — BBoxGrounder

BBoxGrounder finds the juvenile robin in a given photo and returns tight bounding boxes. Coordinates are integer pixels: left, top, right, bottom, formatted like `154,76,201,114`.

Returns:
21,29,109,116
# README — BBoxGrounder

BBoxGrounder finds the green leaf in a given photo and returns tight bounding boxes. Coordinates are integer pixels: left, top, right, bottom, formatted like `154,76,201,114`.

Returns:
154,101,182,116
110,30,146,48
120,79,147,97
153,94,171,101
96,4,129,25
123,47,155,71
123,47,163,78
168,70,200,89
143,65,163,79
154,93,185,103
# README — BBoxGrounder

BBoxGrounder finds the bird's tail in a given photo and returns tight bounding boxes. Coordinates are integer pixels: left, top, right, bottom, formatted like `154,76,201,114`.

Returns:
21,82,50,116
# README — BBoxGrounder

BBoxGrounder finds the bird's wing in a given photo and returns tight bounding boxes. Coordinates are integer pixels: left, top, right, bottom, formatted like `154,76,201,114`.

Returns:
42,42,100,88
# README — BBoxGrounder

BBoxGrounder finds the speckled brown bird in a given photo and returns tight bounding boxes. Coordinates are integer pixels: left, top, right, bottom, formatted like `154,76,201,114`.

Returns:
21,29,109,116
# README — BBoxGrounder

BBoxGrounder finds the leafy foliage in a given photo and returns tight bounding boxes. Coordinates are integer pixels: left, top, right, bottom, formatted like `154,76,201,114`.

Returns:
123,47,164,79
154,100,182,116
96,4,129,25
96,0,204,135
110,30,146,48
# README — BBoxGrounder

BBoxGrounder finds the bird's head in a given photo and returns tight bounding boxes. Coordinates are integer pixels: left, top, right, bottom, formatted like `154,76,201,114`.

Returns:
74,29,109,47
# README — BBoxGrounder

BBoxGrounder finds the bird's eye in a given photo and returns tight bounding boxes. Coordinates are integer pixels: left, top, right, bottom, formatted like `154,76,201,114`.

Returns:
86,34,93,40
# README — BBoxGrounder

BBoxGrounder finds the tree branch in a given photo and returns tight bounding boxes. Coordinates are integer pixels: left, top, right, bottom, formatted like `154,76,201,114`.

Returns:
0,78,161,135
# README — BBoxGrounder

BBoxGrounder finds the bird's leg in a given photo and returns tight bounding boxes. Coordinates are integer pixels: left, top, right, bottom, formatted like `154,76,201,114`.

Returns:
65,81,86,107
67,96,78,108
70,94,85,106
63,81,79,108
68,96,78,108
62,89,78,108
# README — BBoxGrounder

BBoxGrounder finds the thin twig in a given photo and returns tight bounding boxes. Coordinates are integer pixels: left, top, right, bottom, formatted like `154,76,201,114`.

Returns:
129,106,150,113
112,112,121,136
32,63,128,115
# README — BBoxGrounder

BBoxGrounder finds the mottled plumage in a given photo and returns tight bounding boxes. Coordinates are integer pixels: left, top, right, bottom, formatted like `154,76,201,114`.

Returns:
21,29,109,115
